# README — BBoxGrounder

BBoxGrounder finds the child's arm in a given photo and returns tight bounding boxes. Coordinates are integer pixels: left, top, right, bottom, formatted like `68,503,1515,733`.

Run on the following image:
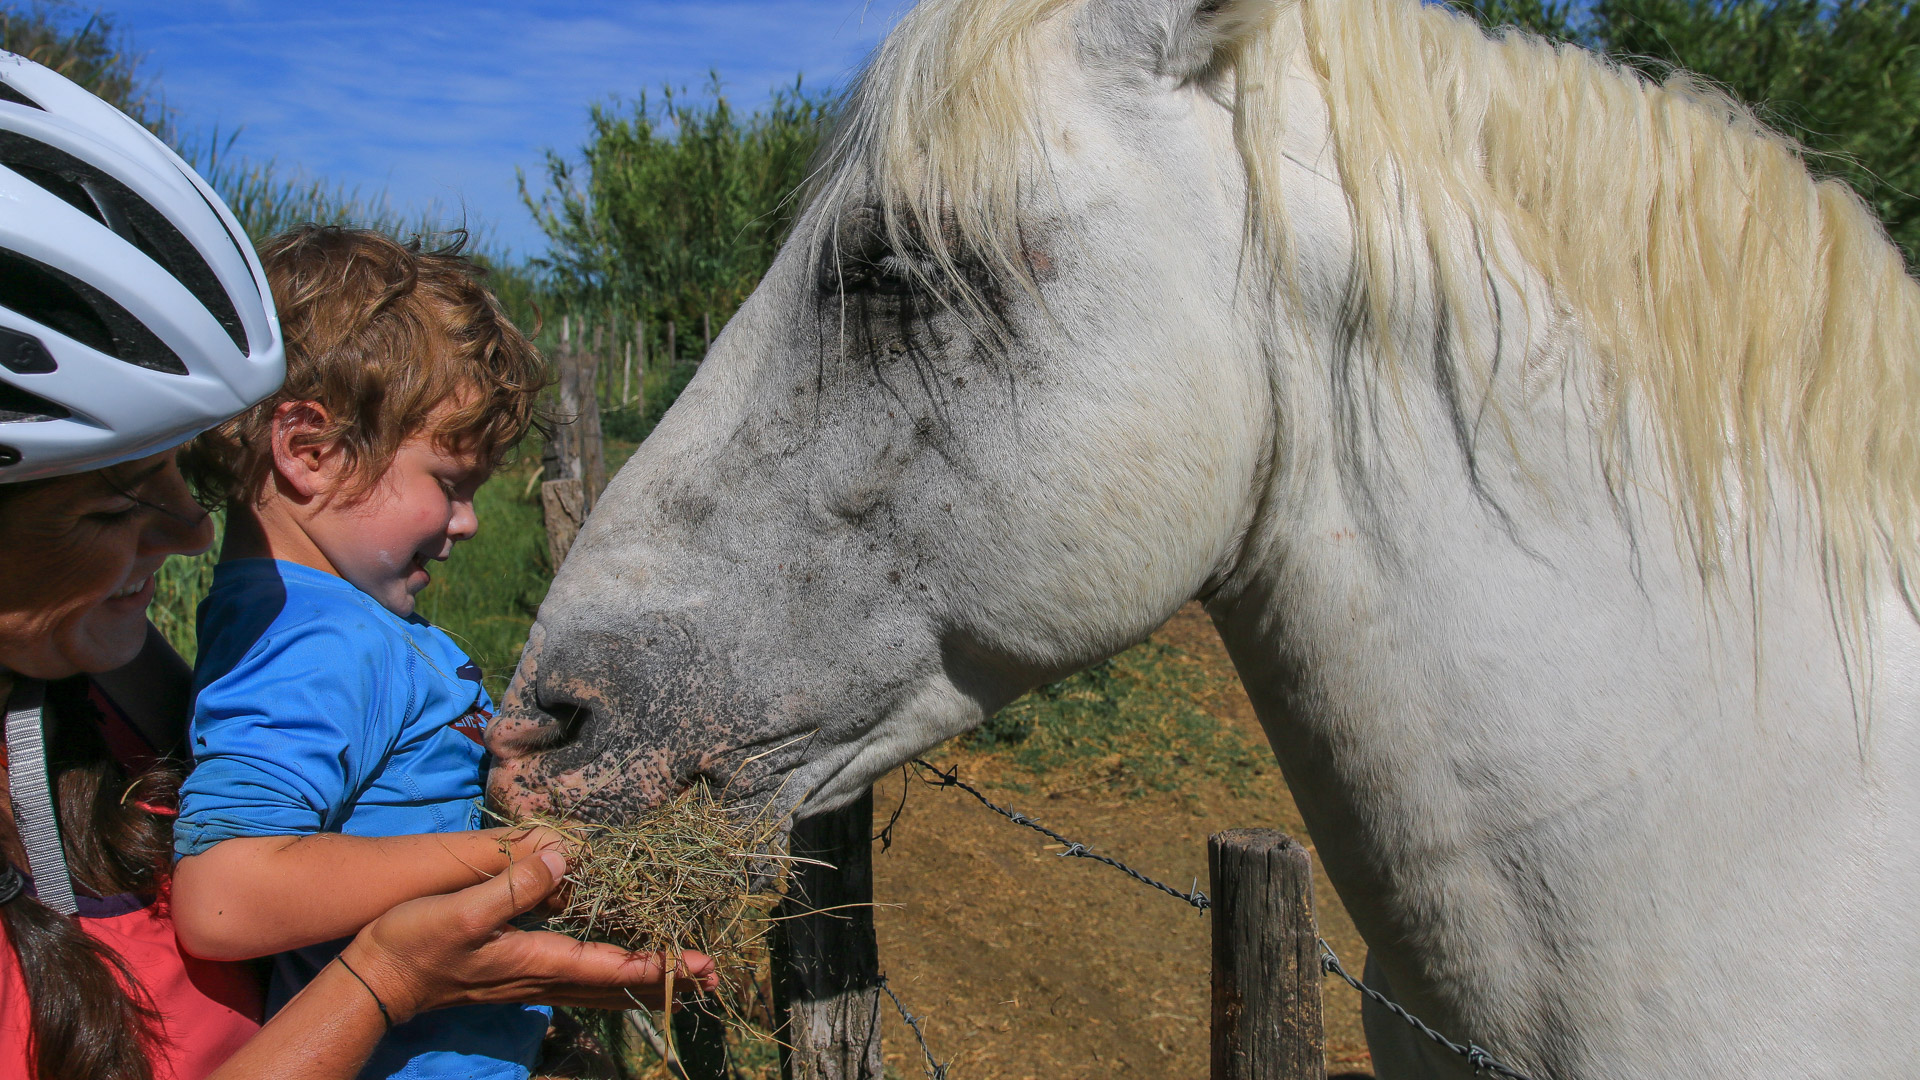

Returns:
171,825,566,961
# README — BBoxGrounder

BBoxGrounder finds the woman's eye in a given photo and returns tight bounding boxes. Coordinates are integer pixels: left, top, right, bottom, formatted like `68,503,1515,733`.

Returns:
88,500,142,523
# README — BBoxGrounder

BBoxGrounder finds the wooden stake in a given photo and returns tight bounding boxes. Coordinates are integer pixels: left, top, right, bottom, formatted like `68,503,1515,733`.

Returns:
539,320,606,561
539,478,584,568
773,792,883,1080
1210,830,1325,1080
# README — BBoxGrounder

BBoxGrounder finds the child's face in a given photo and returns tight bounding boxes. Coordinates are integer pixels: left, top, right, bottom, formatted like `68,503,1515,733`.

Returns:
310,425,492,618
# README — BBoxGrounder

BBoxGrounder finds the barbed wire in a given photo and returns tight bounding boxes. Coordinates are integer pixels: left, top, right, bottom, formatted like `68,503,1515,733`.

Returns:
880,974,951,1080
909,759,1212,909
1317,945,1535,1080
909,757,1539,1080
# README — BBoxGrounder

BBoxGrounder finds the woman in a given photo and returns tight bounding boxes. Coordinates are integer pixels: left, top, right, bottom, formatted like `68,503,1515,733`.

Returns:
0,53,707,1080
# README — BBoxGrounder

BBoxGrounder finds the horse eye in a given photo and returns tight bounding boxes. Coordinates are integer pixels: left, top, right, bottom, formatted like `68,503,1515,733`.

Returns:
869,253,932,293
821,210,940,298
825,247,929,298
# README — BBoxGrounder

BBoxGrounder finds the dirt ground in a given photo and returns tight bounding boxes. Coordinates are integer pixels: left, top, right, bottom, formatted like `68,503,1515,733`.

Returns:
870,604,1374,1079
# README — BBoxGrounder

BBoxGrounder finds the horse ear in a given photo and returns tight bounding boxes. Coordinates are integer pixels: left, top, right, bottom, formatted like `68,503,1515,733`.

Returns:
1159,0,1279,83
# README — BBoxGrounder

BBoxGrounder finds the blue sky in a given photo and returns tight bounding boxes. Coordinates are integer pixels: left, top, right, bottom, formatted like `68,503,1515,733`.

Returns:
104,1,916,258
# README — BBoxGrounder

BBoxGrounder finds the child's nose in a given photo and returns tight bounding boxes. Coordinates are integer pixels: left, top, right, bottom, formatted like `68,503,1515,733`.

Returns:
448,499,479,542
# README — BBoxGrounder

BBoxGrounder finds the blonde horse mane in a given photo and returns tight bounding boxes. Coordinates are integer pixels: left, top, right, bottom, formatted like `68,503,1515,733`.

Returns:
822,0,1920,620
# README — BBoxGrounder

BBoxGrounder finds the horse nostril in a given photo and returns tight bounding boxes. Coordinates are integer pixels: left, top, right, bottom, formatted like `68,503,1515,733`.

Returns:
489,697,595,759
546,701,592,742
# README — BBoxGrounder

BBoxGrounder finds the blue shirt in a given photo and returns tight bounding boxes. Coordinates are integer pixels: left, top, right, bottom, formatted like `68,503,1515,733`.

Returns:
177,560,548,1080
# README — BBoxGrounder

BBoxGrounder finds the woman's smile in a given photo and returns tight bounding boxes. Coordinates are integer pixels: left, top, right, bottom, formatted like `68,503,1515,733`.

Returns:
108,574,156,602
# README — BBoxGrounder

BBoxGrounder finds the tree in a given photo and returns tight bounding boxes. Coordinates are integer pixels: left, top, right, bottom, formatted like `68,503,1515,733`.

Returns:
1455,0,1920,263
522,76,833,365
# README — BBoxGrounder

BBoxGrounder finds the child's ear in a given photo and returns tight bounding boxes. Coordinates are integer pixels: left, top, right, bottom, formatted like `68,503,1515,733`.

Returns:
269,401,340,500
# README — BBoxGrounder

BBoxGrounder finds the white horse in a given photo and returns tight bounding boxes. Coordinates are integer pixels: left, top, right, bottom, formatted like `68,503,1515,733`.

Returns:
486,0,1920,1075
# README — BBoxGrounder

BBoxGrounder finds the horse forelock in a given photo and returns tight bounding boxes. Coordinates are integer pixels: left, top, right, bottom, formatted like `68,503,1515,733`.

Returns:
821,0,1920,633
807,0,1072,316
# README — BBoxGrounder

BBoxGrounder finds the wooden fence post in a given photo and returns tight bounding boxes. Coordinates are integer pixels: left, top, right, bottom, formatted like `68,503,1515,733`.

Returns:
540,332,607,568
773,791,883,1080
1210,829,1325,1080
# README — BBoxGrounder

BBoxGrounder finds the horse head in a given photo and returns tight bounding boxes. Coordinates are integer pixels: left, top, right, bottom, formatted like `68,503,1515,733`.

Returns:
486,0,1294,823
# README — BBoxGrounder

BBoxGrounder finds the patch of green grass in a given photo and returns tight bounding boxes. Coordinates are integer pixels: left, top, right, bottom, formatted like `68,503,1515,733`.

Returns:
415,464,553,699
965,641,1264,799
151,509,222,664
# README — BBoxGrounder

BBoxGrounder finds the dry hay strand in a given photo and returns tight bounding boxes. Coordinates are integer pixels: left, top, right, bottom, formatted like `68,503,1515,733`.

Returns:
512,785,791,965
505,783,826,1075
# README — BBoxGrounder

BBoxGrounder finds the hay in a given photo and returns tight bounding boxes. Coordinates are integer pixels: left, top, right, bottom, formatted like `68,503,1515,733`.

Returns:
507,784,808,1073
512,785,788,963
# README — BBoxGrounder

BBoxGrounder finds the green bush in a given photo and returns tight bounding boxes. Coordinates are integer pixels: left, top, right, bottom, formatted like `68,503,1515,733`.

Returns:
523,75,832,428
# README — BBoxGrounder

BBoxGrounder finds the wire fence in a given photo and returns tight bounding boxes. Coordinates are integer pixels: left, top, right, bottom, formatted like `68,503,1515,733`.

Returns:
904,757,1539,1080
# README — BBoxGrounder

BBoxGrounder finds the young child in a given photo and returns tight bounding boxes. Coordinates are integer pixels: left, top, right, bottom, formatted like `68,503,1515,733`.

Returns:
171,226,564,1080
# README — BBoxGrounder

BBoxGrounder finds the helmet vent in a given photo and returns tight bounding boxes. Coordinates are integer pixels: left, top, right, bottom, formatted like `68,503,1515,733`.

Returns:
0,131,247,355
0,246,187,375
0,380,70,423
0,81,43,111
0,326,54,373
185,171,264,316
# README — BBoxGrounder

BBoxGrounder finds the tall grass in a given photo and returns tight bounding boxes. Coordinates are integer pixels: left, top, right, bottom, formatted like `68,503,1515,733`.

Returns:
0,3,153,127
414,463,554,699
190,131,475,246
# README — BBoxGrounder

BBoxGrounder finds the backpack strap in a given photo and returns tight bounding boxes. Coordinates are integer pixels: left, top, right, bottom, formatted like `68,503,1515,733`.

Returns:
4,678,76,915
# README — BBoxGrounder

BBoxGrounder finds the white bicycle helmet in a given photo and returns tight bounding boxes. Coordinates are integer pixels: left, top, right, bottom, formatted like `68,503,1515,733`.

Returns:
0,51,283,483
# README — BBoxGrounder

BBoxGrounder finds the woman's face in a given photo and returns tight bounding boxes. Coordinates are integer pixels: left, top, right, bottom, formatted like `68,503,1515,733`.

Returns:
0,451,214,679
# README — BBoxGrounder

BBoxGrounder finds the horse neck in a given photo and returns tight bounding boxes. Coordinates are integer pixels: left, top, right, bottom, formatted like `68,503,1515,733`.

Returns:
1203,234,1907,1032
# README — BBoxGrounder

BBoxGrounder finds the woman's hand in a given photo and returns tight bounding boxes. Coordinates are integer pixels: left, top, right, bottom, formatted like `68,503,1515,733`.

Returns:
338,849,715,1023
210,850,711,1080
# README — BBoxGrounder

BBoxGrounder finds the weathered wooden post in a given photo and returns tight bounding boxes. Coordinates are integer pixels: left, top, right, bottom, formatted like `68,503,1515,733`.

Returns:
773,791,883,1080
1210,829,1325,1080
539,326,607,568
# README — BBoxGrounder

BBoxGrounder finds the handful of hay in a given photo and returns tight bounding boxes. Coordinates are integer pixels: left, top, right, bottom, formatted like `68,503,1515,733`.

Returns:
512,785,788,966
